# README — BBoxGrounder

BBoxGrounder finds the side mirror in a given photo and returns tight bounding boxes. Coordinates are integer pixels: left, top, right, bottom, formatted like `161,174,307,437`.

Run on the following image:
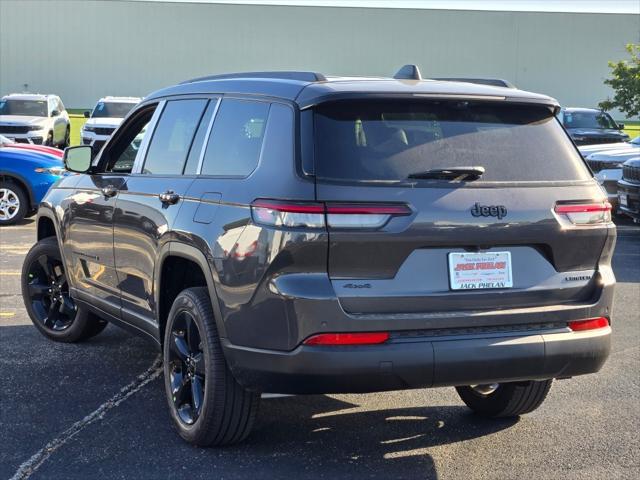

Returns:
64,145,92,173
618,123,625,130
84,111,91,118
51,110,59,117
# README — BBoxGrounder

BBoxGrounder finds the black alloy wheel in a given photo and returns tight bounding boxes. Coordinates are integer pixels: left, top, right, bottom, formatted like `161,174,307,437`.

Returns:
22,237,109,342
168,311,206,425
25,253,76,331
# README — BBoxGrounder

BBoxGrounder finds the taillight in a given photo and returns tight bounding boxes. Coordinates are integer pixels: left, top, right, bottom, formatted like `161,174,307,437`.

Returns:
568,317,609,331
303,332,390,345
554,201,611,226
251,200,325,228
326,203,411,229
251,199,411,229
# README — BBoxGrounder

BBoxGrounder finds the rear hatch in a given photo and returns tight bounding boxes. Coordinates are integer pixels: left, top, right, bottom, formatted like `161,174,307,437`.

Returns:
311,98,612,315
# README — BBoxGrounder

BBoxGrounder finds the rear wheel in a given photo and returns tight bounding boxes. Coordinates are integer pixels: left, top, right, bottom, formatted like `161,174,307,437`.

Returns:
163,287,260,446
0,181,27,225
456,380,552,417
21,237,108,342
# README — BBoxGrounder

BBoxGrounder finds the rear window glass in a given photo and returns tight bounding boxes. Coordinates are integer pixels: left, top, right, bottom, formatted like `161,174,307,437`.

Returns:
314,100,590,183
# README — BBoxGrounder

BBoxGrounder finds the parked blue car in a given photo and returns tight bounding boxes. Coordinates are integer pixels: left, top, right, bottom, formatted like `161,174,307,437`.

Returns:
0,146,67,225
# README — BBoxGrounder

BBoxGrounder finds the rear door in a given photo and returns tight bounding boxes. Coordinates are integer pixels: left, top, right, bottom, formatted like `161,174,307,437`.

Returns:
312,99,612,316
113,98,210,327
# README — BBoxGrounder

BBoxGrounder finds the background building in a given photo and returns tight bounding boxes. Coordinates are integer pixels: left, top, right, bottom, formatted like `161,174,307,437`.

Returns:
1,0,639,117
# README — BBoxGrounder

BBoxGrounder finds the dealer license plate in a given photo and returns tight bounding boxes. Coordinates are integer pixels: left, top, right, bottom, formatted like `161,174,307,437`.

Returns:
448,251,513,290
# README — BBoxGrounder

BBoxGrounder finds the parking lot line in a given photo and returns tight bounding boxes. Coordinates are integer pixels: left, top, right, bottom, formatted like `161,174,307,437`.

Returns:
0,271,21,275
0,312,16,317
9,356,162,480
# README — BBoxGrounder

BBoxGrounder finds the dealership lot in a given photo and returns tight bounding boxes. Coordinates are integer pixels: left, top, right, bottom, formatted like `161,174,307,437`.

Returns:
0,219,638,480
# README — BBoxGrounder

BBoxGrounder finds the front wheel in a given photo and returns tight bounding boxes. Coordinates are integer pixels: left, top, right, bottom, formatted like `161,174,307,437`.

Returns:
60,126,70,148
163,287,260,446
456,380,552,417
21,237,108,342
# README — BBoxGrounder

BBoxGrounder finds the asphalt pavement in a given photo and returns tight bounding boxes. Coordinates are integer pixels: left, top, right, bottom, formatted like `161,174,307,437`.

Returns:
1,217,638,480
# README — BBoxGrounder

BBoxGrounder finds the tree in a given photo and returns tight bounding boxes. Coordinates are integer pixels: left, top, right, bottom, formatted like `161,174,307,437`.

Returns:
599,43,640,118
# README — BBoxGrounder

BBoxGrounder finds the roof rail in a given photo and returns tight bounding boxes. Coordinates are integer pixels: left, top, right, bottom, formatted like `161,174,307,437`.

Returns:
181,71,327,84
393,64,422,80
432,78,516,88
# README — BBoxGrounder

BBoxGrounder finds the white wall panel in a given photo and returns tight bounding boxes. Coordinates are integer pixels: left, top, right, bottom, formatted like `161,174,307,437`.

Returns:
1,0,638,115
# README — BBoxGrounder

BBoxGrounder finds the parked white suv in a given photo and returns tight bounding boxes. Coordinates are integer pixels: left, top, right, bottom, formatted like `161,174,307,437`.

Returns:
81,96,140,153
0,94,70,148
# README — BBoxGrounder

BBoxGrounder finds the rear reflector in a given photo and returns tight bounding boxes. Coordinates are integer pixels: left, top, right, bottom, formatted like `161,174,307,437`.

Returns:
303,332,390,346
568,317,609,331
554,201,611,225
251,199,411,230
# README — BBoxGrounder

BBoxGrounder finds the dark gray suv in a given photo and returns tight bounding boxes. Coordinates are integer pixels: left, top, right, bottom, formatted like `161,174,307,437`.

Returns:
22,68,615,447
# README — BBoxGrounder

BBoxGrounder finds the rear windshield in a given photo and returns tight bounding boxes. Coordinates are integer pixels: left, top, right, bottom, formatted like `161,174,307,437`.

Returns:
313,100,591,183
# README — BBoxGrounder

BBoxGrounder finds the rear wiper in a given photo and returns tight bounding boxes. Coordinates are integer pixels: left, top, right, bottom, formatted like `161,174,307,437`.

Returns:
407,166,485,181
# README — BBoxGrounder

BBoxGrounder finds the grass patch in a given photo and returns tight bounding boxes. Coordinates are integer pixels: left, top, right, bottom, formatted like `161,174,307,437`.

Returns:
621,120,640,139
69,114,87,146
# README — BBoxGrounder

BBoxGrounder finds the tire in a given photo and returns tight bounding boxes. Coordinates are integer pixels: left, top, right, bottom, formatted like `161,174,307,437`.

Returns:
21,237,108,342
0,181,28,225
456,380,553,417
163,287,260,446
60,126,70,148
45,131,54,146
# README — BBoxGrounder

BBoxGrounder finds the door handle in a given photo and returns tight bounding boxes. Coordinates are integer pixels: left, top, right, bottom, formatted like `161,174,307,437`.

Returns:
159,190,180,205
101,185,118,198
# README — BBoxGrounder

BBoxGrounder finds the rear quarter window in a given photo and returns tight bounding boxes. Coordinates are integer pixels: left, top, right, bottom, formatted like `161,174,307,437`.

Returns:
314,100,591,183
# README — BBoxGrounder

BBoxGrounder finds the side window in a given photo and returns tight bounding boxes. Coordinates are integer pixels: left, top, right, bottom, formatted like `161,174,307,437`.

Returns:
57,99,65,112
200,99,269,176
142,99,208,175
101,105,157,174
48,98,56,116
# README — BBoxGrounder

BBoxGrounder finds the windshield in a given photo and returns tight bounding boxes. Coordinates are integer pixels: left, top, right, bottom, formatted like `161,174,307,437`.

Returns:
0,99,48,117
563,110,618,129
631,136,640,145
92,102,136,118
313,100,591,183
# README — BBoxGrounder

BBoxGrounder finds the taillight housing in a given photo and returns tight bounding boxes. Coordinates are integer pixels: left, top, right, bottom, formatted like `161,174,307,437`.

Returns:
568,317,610,331
554,201,612,226
251,199,411,230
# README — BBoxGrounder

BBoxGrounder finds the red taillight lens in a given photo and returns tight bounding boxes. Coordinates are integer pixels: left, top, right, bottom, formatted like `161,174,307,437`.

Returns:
303,332,390,345
568,317,609,331
251,199,411,229
554,201,611,226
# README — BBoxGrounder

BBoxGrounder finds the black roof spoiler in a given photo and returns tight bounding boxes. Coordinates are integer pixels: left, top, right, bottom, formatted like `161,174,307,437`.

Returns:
393,64,422,80
181,71,327,84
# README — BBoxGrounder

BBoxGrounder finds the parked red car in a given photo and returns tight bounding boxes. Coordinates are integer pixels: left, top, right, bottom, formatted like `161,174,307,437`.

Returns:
0,134,63,157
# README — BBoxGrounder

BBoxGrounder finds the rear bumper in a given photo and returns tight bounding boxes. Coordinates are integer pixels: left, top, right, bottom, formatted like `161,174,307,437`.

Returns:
223,326,611,394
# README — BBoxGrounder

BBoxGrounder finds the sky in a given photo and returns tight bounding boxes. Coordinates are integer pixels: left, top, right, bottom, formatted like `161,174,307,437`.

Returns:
135,0,640,14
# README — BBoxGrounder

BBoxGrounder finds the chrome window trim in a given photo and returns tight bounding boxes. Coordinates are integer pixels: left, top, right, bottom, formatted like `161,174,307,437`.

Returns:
131,100,166,174
195,97,222,175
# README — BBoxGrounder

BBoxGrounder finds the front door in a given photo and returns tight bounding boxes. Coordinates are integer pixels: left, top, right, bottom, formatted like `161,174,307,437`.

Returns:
65,103,159,317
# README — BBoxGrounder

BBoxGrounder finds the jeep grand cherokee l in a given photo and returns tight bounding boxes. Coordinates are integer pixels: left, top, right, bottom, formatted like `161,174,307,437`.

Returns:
22,67,615,447
0,93,70,148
